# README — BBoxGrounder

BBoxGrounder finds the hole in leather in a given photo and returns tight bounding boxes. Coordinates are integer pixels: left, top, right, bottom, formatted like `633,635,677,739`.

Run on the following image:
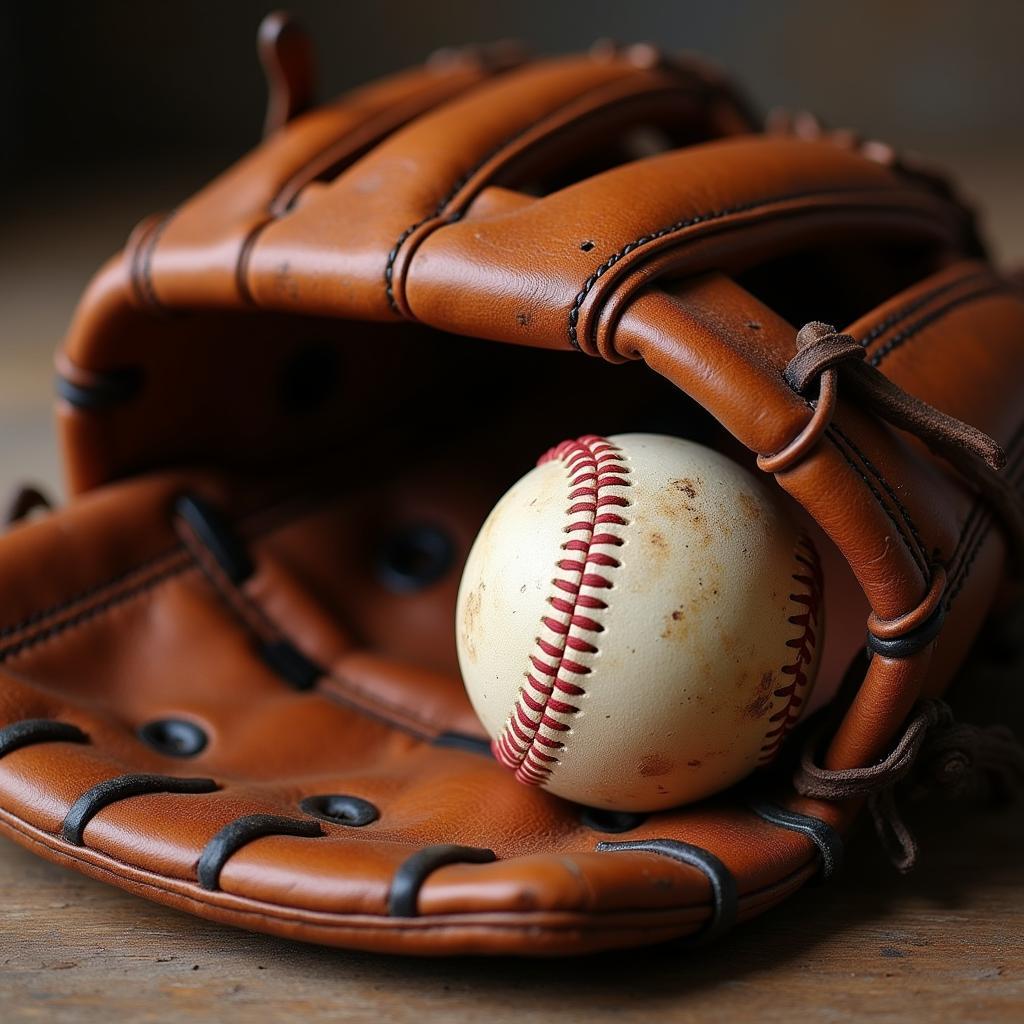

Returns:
138,719,208,758
300,794,379,827
279,344,340,414
375,524,454,592
579,240,595,252
580,807,647,833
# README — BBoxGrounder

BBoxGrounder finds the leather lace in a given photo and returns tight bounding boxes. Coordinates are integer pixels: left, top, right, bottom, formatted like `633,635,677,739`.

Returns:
794,699,1024,872
787,322,1024,565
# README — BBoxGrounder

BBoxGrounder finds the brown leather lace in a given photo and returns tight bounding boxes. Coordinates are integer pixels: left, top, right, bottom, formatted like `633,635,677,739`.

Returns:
787,322,1024,565
794,699,1024,872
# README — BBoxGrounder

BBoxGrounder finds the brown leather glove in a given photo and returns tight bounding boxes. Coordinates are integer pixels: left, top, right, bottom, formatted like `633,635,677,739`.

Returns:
2,13,1022,956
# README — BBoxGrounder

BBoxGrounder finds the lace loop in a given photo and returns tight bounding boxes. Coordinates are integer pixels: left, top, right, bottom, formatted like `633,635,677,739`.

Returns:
794,698,1024,872
784,322,1024,565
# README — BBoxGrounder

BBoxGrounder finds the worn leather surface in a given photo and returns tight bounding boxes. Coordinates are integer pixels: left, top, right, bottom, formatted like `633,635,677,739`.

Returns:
1,21,1022,955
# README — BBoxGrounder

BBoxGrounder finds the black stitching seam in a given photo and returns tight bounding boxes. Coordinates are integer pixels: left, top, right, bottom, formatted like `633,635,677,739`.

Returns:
383,80,732,316
0,561,189,664
0,482,336,650
0,514,444,742
0,545,184,642
828,423,931,578
945,427,1024,608
858,269,993,348
942,423,1024,588
566,187,951,349
946,491,990,594
852,276,1022,604
947,471,1023,607
945,451,1024,608
177,519,448,742
182,516,469,740
812,283,1012,582
866,283,1010,367
176,520,276,636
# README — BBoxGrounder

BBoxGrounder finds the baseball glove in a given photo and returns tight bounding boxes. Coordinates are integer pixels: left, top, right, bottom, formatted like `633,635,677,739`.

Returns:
2,12,1022,956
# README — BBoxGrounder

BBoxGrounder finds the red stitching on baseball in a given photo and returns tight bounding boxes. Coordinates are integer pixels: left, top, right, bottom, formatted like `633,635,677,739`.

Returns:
493,435,630,787
758,533,823,763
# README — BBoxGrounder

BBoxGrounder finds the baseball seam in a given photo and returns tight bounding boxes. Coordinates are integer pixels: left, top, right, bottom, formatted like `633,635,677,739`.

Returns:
758,533,823,763
493,435,631,786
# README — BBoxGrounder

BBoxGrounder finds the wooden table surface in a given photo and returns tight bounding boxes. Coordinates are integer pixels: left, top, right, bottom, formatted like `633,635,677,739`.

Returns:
1,159,1022,1021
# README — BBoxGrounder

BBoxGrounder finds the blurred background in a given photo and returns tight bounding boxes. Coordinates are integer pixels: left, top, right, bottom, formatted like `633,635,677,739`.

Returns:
1,0,1022,496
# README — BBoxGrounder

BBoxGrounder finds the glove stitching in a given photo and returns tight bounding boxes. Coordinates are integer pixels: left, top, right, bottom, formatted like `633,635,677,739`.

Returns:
857,268,993,348
177,516,465,738
826,424,931,580
0,489,331,653
946,423,1024,593
830,423,930,574
866,282,1010,367
0,545,182,642
566,186,953,350
945,442,1024,608
0,558,191,664
853,275,1021,600
316,674,452,742
383,80,753,317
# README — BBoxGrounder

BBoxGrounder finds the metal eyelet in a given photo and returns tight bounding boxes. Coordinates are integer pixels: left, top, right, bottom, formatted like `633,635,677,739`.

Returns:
300,794,379,827
138,719,208,758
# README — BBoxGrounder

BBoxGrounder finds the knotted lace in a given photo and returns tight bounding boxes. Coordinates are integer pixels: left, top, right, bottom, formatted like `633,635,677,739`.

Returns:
787,322,1024,565
794,698,1024,871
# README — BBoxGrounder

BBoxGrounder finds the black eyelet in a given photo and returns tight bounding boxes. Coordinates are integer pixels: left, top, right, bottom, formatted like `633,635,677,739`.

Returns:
279,344,340,414
300,794,379,827
580,807,648,833
138,719,208,758
375,524,454,592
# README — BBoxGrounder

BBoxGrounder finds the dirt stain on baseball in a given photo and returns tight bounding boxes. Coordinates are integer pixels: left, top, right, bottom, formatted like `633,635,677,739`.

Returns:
659,479,716,548
638,753,674,777
742,671,775,719
648,530,669,551
461,585,484,662
671,478,701,505
661,605,690,640
738,491,762,519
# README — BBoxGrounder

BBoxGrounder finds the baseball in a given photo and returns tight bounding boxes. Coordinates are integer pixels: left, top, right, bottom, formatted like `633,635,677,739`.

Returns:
456,433,824,811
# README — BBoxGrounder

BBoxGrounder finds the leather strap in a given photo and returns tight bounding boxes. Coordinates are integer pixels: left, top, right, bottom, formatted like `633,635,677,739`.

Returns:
596,839,737,942
0,719,88,758
748,799,844,881
62,774,220,846
388,845,497,917
197,814,324,890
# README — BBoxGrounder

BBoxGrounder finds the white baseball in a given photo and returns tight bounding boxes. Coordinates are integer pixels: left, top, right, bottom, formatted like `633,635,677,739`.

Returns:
456,433,823,811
